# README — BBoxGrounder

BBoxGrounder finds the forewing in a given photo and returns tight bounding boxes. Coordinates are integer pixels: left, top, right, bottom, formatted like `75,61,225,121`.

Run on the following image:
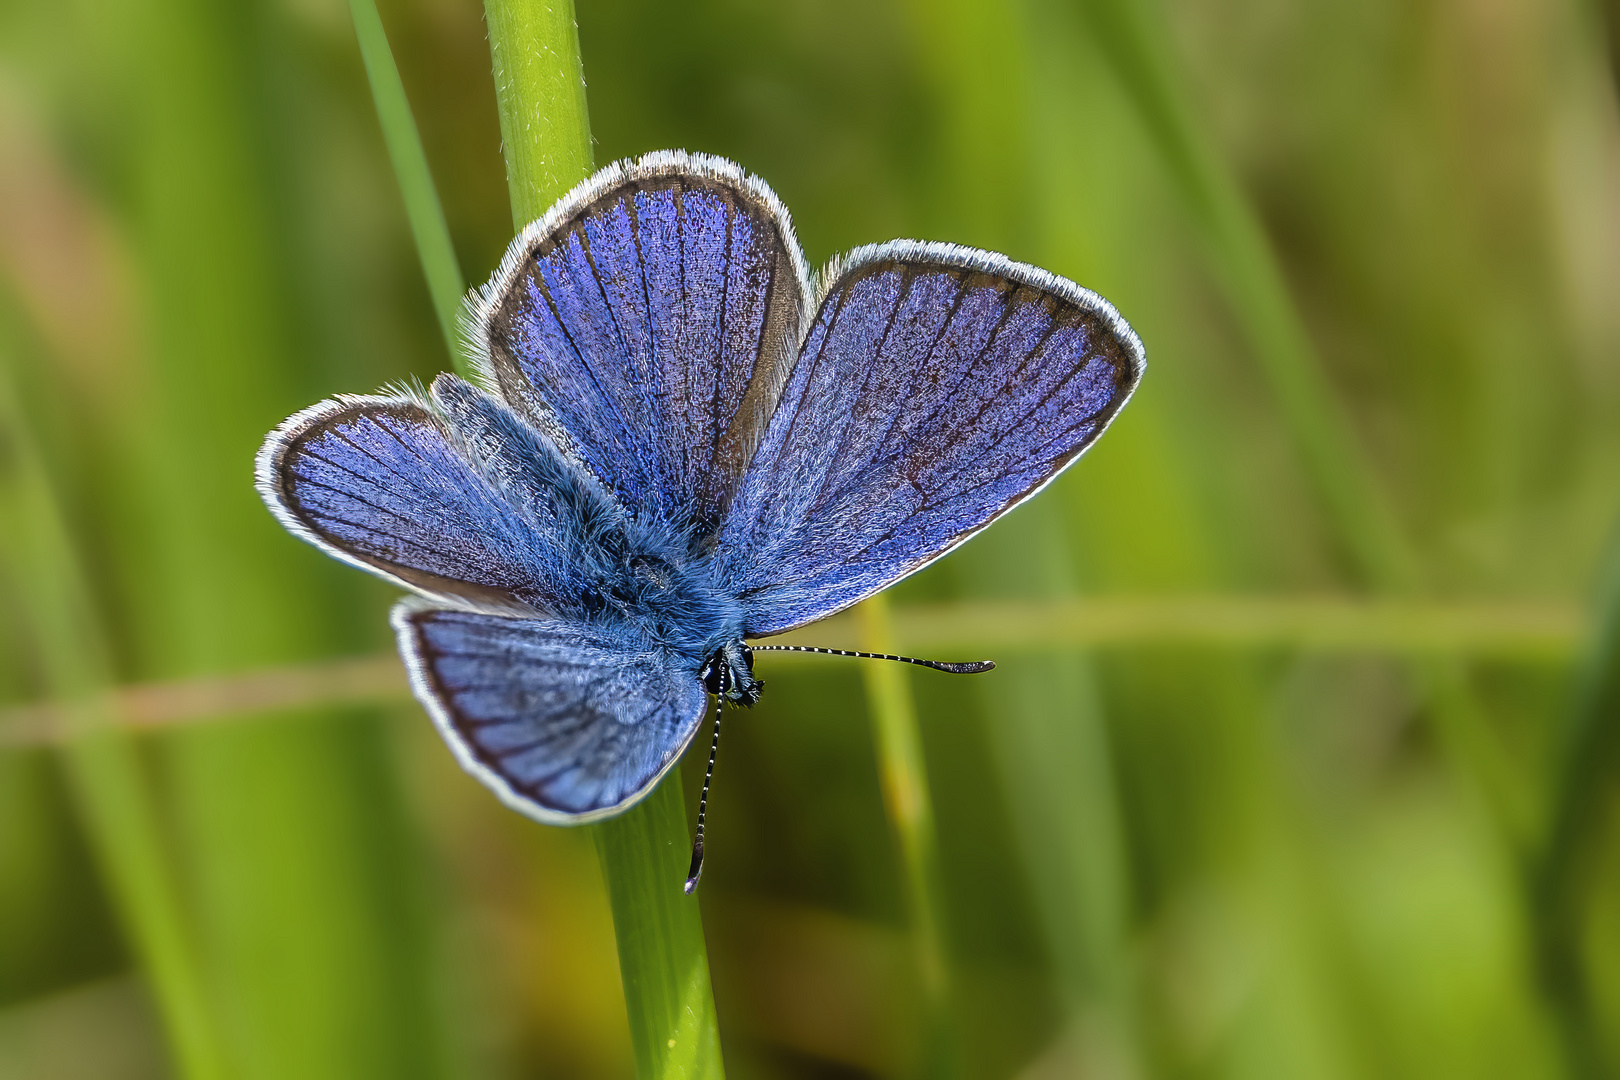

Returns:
715,243,1145,636
257,376,622,613
469,151,811,532
393,601,708,823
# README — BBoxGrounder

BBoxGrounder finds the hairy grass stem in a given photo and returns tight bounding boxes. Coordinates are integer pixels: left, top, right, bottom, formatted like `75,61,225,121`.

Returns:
479,3,724,1076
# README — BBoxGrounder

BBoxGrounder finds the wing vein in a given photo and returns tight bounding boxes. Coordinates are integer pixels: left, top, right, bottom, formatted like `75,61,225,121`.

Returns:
807,265,917,514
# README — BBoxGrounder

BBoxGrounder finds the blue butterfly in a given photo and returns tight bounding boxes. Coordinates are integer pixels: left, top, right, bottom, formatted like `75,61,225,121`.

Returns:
256,151,1143,889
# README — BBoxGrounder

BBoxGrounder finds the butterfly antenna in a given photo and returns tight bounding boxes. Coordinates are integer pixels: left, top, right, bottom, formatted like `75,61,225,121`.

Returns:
748,644,995,675
685,670,727,895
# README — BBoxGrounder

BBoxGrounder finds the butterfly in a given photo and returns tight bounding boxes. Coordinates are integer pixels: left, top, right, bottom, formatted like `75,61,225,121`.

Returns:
256,150,1144,890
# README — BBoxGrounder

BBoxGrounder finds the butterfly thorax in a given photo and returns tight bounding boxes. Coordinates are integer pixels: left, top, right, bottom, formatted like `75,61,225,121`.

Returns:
699,641,762,707
584,508,753,688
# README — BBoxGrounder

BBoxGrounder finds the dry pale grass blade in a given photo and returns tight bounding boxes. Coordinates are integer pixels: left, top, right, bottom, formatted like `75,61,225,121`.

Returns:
0,654,408,748
0,596,1578,748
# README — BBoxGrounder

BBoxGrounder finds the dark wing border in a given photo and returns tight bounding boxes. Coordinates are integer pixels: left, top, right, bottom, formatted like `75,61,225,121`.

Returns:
811,237,1146,555
390,596,707,825
811,239,1146,384
460,148,816,477
254,388,499,608
733,239,1147,635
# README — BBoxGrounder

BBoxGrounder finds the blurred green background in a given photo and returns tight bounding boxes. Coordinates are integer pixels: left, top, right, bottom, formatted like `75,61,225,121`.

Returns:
3,0,1620,1077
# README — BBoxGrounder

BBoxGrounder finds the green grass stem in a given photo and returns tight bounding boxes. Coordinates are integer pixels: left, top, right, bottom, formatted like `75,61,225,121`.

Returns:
0,299,225,1080
349,0,466,370
483,0,594,230
479,3,724,1076
1071,7,1588,1068
594,779,725,1079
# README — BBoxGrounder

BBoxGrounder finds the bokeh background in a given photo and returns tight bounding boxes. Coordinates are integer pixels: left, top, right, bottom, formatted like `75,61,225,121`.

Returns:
3,0,1620,1077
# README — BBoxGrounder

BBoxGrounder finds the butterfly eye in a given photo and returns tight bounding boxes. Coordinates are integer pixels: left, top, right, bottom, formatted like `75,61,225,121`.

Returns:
700,655,725,696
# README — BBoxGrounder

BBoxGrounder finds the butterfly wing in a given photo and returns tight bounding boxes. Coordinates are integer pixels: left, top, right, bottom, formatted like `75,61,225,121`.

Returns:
469,150,812,532
714,242,1145,636
393,600,708,822
256,373,625,615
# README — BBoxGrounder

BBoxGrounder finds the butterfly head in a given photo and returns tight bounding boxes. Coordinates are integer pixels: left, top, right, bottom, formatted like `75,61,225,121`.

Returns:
700,641,762,707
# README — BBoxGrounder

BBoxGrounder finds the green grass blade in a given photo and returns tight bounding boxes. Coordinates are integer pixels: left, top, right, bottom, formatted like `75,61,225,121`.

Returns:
897,0,1137,1070
1066,1,1565,1066
1073,0,1532,853
1074,0,1413,591
958,502,1137,1063
855,593,957,1074
123,0,461,1072
479,3,724,1076
0,296,225,1080
349,0,466,369
1532,518,1620,1076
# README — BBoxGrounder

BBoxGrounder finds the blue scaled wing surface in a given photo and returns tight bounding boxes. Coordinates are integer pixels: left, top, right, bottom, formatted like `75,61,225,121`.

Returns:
714,242,1146,636
469,150,812,534
394,602,709,824
257,374,712,822
257,373,627,615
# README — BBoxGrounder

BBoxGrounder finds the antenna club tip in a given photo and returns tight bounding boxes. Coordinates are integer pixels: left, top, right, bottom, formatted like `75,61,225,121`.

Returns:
685,843,705,895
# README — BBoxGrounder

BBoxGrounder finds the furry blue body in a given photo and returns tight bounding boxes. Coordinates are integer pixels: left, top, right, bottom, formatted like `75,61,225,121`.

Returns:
437,373,751,679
